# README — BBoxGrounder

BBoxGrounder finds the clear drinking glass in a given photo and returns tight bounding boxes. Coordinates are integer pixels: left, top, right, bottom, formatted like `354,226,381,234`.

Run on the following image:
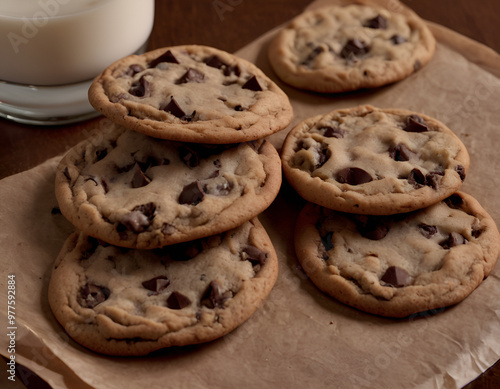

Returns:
0,0,155,125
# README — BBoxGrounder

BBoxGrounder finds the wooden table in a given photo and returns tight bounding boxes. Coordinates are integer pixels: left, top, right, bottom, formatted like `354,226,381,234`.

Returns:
1,1,499,388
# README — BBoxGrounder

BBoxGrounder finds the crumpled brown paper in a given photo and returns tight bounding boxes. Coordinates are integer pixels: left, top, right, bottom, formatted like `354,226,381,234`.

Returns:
1,1,499,388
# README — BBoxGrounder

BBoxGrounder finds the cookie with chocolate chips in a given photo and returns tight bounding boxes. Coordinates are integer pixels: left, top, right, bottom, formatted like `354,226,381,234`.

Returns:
55,120,281,249
48,219,278,355
281,105,470,215
268,2,435,92
294,193,500,318
88,45,293,144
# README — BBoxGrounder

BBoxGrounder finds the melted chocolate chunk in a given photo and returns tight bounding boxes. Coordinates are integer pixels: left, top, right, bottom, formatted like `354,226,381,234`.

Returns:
142,276,170,292
179,181,205,205
149,49,179,67
391,34,407,45
440,232,467,249
425,171,444,189
63,167,71,181
316,144,330,168
419,223,438,239
365,14,387,29
129,75,150,97
354,216,389,240
131,164,151,188
320,126,345,138
179,145,199,168
389,143,415,161
126,64,145,76
166,291,192,309
336,167,373,185
444,193,464,209
341,39,369,59
119,203,156,233
241,246,268,267
205,55,228,69
321,231,334,251
301,46,325,66
242,75,262,91
80,283,110,308
381,266,411,287
404,115,429,133
177,68,205,84
163,97,186,119
201,281,232,309
408,168,426,188
95,148,108,162
455,165,466,181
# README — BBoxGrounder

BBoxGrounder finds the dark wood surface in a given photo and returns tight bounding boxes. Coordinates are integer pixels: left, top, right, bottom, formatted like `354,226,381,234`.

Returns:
2,1,499,388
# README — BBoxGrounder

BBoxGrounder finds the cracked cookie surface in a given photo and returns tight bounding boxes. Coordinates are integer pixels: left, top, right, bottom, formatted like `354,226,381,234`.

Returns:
89,45,293,144
281,105,469,215
48,219,278,355
55,121,281,249
268,2,435,92
294,193,500,317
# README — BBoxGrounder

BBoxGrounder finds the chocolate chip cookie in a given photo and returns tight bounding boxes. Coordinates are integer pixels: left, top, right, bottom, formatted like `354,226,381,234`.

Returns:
88,45,293,144
281,105,469,215
268,2,436,93
294,193,500,318
55,120,281,249
48,219,278,355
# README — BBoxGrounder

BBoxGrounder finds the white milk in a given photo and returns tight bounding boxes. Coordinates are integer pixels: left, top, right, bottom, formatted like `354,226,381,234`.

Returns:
0,0,155,124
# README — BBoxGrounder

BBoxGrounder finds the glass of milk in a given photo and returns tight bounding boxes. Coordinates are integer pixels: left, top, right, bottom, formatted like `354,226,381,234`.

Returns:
0,0,155,125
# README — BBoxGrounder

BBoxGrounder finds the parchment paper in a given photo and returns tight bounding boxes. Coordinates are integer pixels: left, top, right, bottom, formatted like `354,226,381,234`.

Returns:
1,1,499,388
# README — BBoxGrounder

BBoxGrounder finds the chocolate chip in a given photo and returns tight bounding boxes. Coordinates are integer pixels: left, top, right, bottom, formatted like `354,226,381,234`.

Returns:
131,164,151,188
201,281,232,309
341,39,369,59
242,75,262,91
142,276,170,292
414,60,422,71
179,181,205,205
51,206,61,215
440,232,467,249
365,14,387,29
389,143,415,161
391,34,407,45
444,193,464,209
81,236,100,260
404,115,429,133
320,126,345,138
471,227,483,239
418,223,438,238
80,283,110,308
408,168,426,188
162,97,186,119
455,165,466,181
177,68,205,84
241,246,268,267
336,167,373,185
381,266,411,287
129,75,151,97
148,49,179,67
166,291,191,309
354,216,389,240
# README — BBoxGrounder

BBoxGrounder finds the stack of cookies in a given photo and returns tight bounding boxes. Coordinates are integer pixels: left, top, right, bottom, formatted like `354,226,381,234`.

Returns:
281,105,500,318
48,45,293,355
